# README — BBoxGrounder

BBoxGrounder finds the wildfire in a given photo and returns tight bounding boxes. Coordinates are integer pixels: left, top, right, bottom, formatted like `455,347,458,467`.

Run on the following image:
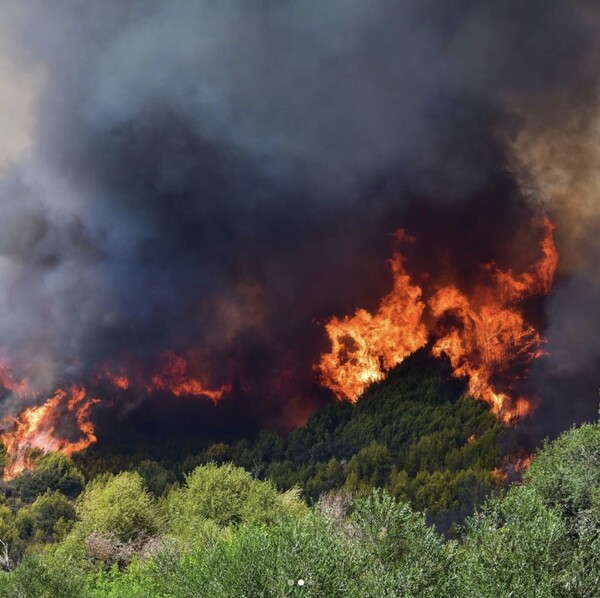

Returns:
316,232,428,402
1,386,100,480
102,351,231,403
0,217,557,479
0,361,31,399
493,452,535,484
317,218,557,423
0,351,230,479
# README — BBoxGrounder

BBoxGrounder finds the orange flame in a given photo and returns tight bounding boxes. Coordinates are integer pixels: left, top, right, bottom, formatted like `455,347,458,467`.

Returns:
0,361,31,399
145,352,231,402
317,219,557,423
513,453,534,473
0,351,230,479
101,351,231,403
316,234,428,402
1,386,100,480
493,452,534,484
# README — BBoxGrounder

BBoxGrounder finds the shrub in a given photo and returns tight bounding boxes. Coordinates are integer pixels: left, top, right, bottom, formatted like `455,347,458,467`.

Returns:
167,463,307,542
525,423,600,521
456,486,567,597
75,471,159,543
16,490,75,543
14,453,84,501
349,490,457,596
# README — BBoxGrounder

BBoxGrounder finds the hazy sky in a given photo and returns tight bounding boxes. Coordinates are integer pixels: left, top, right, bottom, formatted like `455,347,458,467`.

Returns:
0,34,41,164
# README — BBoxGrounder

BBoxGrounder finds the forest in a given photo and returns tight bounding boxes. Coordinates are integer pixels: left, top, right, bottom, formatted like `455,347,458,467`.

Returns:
0,351,597,597
72,350,506,532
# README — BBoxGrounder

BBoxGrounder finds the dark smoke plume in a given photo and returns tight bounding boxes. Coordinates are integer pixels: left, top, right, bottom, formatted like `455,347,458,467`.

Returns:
0,1,599,438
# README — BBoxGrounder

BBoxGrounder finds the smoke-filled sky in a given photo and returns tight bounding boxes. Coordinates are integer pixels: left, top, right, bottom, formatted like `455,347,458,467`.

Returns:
0,1,599,436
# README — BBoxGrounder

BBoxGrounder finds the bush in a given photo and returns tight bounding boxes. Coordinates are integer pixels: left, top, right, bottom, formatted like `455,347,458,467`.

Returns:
344,443,393,495
16,490,75,543
525,423,600,521
135,460,176,496
75,472,159,543
349,490,457,596
0,553,87,598
167,463,307,542
524,422,600,596
89,515,368,598
456,486,567,597
14,454,84,501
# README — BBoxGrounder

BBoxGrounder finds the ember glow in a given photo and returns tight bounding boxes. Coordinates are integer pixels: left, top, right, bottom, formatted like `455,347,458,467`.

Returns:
0,352,230,479
102,351,231,403
317,219,557,423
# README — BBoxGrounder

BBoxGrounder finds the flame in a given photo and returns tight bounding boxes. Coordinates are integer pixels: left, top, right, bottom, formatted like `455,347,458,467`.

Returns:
145,352,231,402
0,361,31,399
0,219,557,478
428,285,542,423
513,453,534,473
315,233,428,401
491,467,508,483
492,218,558,301
0,351,230,479
493,452,535,484
317,219,557,423
1,386,100,480
101,351,231,403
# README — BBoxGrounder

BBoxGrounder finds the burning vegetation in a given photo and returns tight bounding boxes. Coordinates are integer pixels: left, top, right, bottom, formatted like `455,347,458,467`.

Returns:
0,215,558,479
0,352,230,479
317,218,557,424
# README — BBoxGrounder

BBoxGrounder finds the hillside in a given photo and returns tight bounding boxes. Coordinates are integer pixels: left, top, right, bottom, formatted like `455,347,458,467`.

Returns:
0,413,599,595
66,349,506,529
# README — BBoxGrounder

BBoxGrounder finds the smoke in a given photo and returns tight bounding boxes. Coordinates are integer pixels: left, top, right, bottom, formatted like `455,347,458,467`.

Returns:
0,1,599,435
504,4,600,431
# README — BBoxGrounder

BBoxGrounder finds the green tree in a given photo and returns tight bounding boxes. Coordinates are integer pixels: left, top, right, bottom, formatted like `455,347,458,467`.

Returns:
344,443,393,495
525,423,600,520
75,471,159,542
16,490,75,543
457,486,567,597
304,458,345,499
524,422,600,596
350,490,457,596
135,460,176,496
14,453,84,501
167,463,307,542
0,501,20,564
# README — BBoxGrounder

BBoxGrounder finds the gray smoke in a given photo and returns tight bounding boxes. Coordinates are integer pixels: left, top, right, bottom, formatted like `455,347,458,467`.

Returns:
0,1,599,431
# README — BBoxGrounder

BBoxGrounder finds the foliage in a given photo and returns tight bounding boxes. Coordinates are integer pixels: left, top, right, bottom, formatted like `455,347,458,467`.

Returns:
525,423,600,521
2,358,600,595
456,486,567,597
167,463,307,543
349,490,458,596
74,351,505,528
135,459,176,497
13,453,84,501
0,552,88,598
16,490,75,543
523,423,600,597
344,443,394,494
74,471,159,543
1,421,600,595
